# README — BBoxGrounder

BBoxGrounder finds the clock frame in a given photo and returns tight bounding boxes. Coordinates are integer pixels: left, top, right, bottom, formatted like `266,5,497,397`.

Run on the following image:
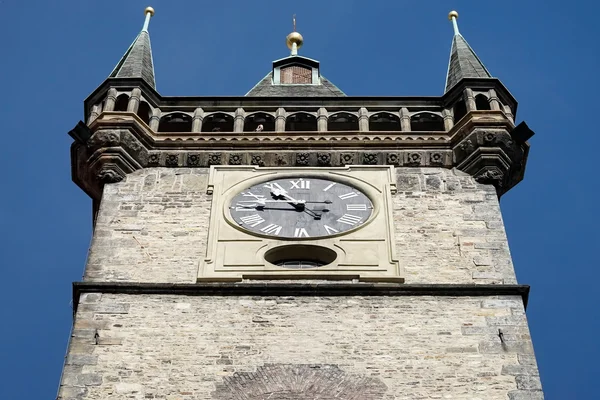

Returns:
198,165,402,282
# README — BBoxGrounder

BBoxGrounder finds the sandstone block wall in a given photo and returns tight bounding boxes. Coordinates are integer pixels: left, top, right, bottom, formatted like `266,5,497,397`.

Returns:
58,293,542,400
85,167,516,285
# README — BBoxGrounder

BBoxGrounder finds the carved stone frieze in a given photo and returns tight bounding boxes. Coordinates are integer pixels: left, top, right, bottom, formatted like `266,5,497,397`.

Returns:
208,153,222,165
275,153,289,166
96,165,125,183
430,152,444,166
296,152,310,166
228,153,243,165
406,152,423,167
474,167,505,187
148,152,160,166
165,153,179,167
317,152,331,166
187,153,201,167
340,153,355,165
251,154,265,166
87,130,120,149
363,153,379,165
454,126,528,195
71,109,532,200
386,152,400,166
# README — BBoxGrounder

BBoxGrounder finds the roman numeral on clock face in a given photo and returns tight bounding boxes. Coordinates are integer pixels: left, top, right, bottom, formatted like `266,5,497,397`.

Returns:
260,224,283,235
290,179,310,189
323,225,339,235
239,214,265,227
346,204,367,211
338,192,358,200
323,182,336,192
294,228,310,237
263,182,285,191
337,214,362,226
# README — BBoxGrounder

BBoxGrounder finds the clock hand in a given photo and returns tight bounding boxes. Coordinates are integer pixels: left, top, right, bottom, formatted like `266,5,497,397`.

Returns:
303,207,322,220
270,189,304,208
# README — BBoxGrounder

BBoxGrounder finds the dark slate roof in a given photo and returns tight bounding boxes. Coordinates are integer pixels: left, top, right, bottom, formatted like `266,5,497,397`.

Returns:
245,73,346,97
445,34,491,93
110,31,156,89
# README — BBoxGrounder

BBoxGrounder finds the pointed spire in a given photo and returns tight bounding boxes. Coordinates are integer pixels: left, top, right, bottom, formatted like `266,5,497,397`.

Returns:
109,7,156,89
444,11,492,93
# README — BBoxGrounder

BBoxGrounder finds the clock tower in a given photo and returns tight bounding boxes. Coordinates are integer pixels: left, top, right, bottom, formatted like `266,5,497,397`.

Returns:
58,8,544,399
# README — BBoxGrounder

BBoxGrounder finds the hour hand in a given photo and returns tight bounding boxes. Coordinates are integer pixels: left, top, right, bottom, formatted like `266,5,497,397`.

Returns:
235,203,265,210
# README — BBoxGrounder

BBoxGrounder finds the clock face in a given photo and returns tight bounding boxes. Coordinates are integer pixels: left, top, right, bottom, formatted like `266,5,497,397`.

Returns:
229,177,373,239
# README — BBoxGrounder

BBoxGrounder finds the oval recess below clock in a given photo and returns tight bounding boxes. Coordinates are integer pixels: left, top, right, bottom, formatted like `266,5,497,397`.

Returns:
264,244,337,268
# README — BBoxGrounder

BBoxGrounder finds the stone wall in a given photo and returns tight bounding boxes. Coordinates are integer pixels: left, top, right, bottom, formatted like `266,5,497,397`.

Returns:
58,293,542,400
394,168,517,284
85,167,516,285
85,168,211,283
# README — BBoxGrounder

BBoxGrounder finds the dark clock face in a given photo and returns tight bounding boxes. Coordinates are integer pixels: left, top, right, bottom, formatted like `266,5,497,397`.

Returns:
229,177,373,238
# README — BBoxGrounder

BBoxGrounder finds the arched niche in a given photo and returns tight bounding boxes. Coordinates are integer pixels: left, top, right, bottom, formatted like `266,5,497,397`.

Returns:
410,113,445,132
244,112,275,132
137,101,151,126
202,113,234,132
453,99,467,123
285,112,317,132
328,112,359,131
369,112,401,131
158,113,192,133
475,94,491,111
114,94,129,112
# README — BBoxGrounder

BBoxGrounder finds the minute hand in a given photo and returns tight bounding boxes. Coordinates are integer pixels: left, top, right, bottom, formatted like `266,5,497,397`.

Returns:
270,189,305,208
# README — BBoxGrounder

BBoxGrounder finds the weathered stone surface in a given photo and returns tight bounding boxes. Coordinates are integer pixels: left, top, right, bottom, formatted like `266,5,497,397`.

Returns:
394,168,517,284
86,167,517,285
85,168,211,283
58,294,540,399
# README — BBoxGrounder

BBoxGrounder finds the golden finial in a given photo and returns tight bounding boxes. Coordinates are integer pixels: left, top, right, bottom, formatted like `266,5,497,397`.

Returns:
142,7,154,32
286,14,303,55
448,10,460,35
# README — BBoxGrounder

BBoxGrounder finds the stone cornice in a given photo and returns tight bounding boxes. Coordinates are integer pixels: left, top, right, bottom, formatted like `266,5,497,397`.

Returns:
73,282,531,314
70,108,533,200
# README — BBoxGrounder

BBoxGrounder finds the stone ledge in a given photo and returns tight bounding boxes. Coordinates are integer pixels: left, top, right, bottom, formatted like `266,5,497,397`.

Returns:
73,282,530,313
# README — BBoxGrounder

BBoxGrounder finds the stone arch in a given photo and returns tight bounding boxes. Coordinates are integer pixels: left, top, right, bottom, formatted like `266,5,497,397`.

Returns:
244,112,275,132
328,112,359,131
202,113,234,132
137,101,152,126
114,94,129,112
286,112,317,132
369,112,401,131
158,112,192,132
475,94,491,110
453,99,467,123
410,112,445,131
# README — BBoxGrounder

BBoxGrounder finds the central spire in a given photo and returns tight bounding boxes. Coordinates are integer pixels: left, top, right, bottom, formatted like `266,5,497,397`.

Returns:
286,15,304,56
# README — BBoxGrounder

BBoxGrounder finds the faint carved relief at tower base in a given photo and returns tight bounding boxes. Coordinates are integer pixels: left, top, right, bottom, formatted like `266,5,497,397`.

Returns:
212,364,388,400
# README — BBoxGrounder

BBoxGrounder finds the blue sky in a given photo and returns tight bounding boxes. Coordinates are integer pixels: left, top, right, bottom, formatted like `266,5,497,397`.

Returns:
0,0,598,398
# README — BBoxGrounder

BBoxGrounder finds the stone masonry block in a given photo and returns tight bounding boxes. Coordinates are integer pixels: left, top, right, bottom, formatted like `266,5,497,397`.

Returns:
57,294,541,399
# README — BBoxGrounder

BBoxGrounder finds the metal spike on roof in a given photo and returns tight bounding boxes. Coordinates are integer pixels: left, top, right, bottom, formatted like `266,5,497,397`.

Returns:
444,11,492,93
109,7,156,89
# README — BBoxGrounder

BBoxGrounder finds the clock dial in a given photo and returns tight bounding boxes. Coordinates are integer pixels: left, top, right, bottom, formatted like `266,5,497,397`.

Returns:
229,177,373,238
